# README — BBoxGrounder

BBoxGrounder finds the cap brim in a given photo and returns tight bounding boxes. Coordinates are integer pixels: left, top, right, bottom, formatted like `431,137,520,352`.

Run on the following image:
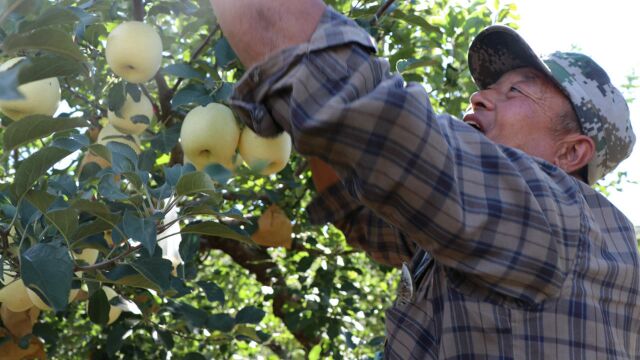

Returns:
468,25,550,90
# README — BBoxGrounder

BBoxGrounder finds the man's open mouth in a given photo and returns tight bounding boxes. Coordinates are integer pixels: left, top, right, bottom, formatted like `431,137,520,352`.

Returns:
465,120,482,132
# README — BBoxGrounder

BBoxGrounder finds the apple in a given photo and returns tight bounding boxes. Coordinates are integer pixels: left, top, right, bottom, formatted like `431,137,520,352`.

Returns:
97,124,141,154
26,287,79,311
0,57,61,120
180,103,241,171
87,286,122,325
73,248,100,266
106,21,163,84
238,127,292,175
108,93,153,135
0,279,34,312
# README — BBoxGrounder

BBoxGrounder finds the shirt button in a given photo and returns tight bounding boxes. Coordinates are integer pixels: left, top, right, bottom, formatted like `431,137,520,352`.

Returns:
396,262,414,305
252,106,265,121
251,69,260,83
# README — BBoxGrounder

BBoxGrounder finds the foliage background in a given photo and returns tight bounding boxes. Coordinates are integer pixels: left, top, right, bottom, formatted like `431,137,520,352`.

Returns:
3,0,629,359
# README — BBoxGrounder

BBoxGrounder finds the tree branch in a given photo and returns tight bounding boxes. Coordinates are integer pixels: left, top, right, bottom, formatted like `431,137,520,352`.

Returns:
371,0,397,26
200,236,319,350
171,26,220,94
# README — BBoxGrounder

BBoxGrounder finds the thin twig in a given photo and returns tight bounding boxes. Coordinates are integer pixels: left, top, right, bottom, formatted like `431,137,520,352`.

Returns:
371,0,397,26
170,26,220,94
0,0,25,26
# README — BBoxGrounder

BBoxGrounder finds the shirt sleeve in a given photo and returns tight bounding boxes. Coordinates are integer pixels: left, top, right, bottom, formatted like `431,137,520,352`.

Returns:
229,7,584,304
307,180,416,268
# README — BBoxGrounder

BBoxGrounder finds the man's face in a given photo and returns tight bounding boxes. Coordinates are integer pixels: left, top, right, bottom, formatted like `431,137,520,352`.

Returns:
463,67,572,163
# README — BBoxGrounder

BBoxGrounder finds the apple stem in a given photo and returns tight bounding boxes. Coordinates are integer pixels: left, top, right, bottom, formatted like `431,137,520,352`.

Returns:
132,0,145,21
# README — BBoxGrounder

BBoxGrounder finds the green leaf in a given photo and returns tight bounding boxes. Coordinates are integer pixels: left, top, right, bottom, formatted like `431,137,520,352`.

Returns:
214,37,237,69
183,353,207,360
18,7,80,33
390,10,440,33
107,81,126,114
3,115,88,151
0,59,23,100
150,124,180,153
107,142,138,174
14,146,72,197
46,208,79,241
130,257,172,292
308,344,322,360
105,323,128,356
70,199,120,226
98,174,128,201
206,313,235,332
235,306,265,325
71,220,113,245
32,323,59,350
197,281,225,305
175,302,208,328
130,114,150,125
86,143,111,164
396,57,440,73
157,329,174,350
20,241,73,312
17,55,84,85
24,189,56,213
212,82,234,101
203,163,232,185
88,288,110,325
125,83,141,102
100,264,160,291
121,210,157,256
178,234,200,262
180,221,253,245
234,324,267,343
3,28,87,62
162,63,203,79
170,84,211,109
176,171,216,196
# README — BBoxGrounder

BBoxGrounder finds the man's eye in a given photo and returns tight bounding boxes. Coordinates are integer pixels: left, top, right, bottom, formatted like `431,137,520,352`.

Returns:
510,86,521,93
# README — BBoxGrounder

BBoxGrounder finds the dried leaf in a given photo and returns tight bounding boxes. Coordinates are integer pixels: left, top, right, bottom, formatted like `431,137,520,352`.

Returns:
251,205,292,249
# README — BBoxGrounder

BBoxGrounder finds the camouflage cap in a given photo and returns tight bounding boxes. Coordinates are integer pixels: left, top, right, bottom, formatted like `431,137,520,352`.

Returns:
467,25,635,185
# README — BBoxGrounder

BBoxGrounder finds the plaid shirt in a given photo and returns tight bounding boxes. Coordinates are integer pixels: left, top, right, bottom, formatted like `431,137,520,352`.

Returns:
230,7,640,359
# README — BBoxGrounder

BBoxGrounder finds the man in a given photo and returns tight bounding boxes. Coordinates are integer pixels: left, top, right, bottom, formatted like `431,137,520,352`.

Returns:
210,0,639,358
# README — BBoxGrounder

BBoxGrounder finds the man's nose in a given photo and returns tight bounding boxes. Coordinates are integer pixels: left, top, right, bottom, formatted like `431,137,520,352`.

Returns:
469,89,495,111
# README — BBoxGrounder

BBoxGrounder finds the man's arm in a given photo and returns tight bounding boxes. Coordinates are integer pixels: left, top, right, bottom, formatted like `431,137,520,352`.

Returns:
224,7,582,304
209,0,326,67
307,157,416,267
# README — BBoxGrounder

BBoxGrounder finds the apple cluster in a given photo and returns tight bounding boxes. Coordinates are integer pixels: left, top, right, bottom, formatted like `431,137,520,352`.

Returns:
180,102,292,176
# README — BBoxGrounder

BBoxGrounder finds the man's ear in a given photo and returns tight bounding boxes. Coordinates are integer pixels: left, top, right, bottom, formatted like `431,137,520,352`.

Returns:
554,134,595,175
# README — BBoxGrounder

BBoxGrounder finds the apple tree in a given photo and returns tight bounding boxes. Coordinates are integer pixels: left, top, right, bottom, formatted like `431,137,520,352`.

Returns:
0,0,518,358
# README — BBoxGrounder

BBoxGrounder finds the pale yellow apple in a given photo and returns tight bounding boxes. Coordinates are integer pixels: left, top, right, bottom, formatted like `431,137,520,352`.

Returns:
73,248,100,266
238,127,292,175
106,21,163,83
26,287,79,311
108,93,153,134
97,124,141,154
87,286,122,325
0,279,34,312
180,103,240,171
0,57,61,120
